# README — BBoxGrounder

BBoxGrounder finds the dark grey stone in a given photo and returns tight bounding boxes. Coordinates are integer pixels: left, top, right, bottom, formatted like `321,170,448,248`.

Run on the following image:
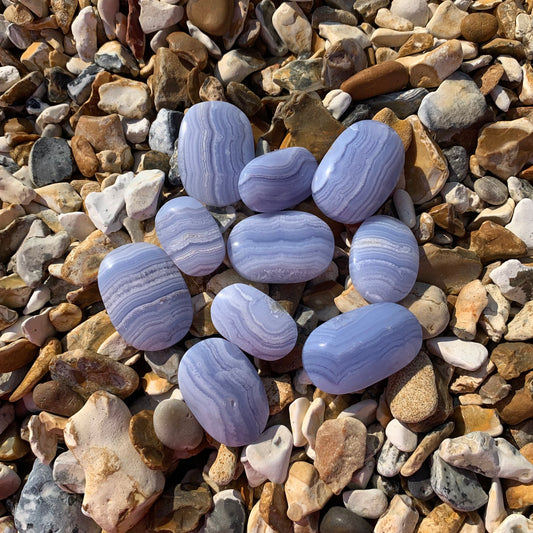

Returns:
407,461,434,501
67,63,103,105
168,138,181,186
364,88,428,119
144,345,184,384
295,305,318,343
14,459,100,533
342,104,372,127
149,108,184,157
320,507,373,533
372,474,401,498
0,155,19,174
443,145,469,183
29,137,73,187
26,97,49,116
430,451,488,511
204,496,246,533
474,176,508,205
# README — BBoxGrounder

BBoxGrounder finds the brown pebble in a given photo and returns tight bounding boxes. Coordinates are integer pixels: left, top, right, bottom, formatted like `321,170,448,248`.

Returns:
469,220,527,264
0,423,30,461
504,443,533,509
259,482,292,533
452,405,502,436
186,0,233,36
33,380,85,417
208,444,239,486
340,61,408,100
450,279,488,341
491,342,533,380
262,375,294,416
398,33,434,57
71,135,99,178
49,302,83,332
167,31,209,70
418,502,465,532
429,203,465,237
62,309,116,352
0,339,39,373
460,13,498,43
373,107,412,150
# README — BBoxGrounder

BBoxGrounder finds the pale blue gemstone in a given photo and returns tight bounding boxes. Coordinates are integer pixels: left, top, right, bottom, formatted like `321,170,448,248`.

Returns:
302,303,422,394
227,211,335,283
155,196,226,276
177,101,255,207
98,243,193,351
211,283,298,361
312,120,404,223
349,215,419,303
238,147,317,212
178,338,269,446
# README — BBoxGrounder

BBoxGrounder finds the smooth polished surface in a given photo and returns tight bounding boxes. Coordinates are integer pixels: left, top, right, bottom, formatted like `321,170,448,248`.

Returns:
177,101,255,207
227,211,335,283
312,120,404,223
178,338,269,446
302,303,422,394
155,196,226,276
238,147,316,212
98,243,193,351
349,215,419,303
211,283,298,360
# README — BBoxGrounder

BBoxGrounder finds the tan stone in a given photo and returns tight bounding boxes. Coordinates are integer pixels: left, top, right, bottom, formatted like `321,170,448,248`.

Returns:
469,220,527,264
259,482,292,533
429,203,465,237
504,443,533,509
261,374,294,416
0,339,39,373
409,40,463,88
0,274,33,309
373,107,412,150
426,1,467,40
418,502,465,533
186,0,233,36
20,41,52,72
208,444,239,486
450,280,488,341
375,495,419,533
452,405,502,436
71,135,99,178
62,310,116,352
496,371,533,425
404,115,449,204
33,380,85,417
398,33,434,57
0,423,30,461
334,283,369,313
491,342,533,380
167,31,208,70
152,46,191,111
460,13,498,43
474,63,504,96
506,302,533,341
49,302,83,332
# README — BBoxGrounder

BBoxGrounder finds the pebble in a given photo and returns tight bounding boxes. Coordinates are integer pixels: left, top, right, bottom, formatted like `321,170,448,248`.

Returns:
385,418,418,452
204,490,246,533
98,243,193,350
461,13,498,43
390,0,428,26
320,506,373,533
493,515,533,533
211,283,297,361
426,337,488,371
505,198,533,251
186,0,233,37
239,147,316,213
418,503,465,533
349,215,418,303
28,137,73,187
489,259,533,305
215,49,266,85
473,176,508,205
178,101,254,207
227,211,334,283
427,1,467,40
451,279,488,340
374,494,419,533
313,120,404,224
342,488,388,519
303,303,422,394
139,0,183,34
377,438,410,477
301,397,325,454
178,338,268,446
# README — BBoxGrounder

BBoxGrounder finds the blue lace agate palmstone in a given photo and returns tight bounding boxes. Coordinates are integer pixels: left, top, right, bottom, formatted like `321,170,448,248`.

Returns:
98,243,193,351
177,101,255,207
349,215,419,303
238,147,317,212
302,303,422,394
178,338,269,446
155,196,225,276
227,211,335,283
211,283,298,361
312,120,404,223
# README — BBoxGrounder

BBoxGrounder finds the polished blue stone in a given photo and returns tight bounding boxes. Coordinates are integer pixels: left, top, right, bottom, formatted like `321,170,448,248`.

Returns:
178,338,269,446
177,101,255,207
302,303,422,394
155,196,226,276
98,243,193,351
349,215,419,303
238,147,316,212
211,283,298,361
227,211,335,283
312,120,404,223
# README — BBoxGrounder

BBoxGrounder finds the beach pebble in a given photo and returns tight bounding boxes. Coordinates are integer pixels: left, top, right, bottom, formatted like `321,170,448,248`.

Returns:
204,490,246,533
343,488,388,519
374,494,419,533
489,259,533,305
385,419,418,452
390,0,428,26
320,507,373,533
124,169,164,221
272,2,312,55
139,0,183,34
148,108,183,157
505,198,533,251
29,137,73,188
289,397,310,447
426,337,488,371
71,6,98,62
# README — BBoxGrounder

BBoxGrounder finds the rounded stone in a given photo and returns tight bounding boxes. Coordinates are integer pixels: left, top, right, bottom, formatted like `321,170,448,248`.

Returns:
177,101,255,207
211,283,297,361
303,303,423,394
29,137,73,187
178,338,269,446
98,242,193,351
349,215,419,303
312,121,404,224
460,13,498,43
320,506,373,533
155,196,226,276
238,147,316,213
186,0,233,36
227,211,335,283
473,176,508,205
153,398,204,451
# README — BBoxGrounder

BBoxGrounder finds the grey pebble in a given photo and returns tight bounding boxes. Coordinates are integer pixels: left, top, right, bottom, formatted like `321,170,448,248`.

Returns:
341,104,372,127
508,176,533,202
67,63,103,105
149,108,184,157
144,345,184,384
365,88,428,119
443,145,469,183
406,460,434,501
377,438,410,477
29,137,73,187
474,176,508,205
204,496,246,533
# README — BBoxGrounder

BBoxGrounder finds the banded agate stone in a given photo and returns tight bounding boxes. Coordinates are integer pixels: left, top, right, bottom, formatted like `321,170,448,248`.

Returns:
238,147,317,212
302,303,422,394
312,120,404,223
98,243,193,351
349,215,419,303
227,211,335,283
177,101,255,207
155,196,225,276
211,283,298,361
178,338,269,446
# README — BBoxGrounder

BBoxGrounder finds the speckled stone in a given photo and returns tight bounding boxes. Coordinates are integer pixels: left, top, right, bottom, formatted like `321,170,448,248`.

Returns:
178,101,254,207
155,196,225,276
349,215,419,303
238,147,316,213
211,283,297,361
29,136,73,187
303,303,422,394
178,338,269,446
227,211,334,284
98,243,193,351
312,120,404,224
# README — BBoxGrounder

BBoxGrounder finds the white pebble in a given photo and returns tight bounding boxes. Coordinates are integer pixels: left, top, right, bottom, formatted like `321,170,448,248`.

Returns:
58,212,96,242
71,6,98,63
343,488,388,519
490,85,511,112
289,397,310,447
385,418,418,452
23,286,51,315
338,399,377,426
124,169,165,221
323,89,352,120
121,117,151,144
426,336,488,371
393,189,416,228
505,198,533,251
0,65,20,93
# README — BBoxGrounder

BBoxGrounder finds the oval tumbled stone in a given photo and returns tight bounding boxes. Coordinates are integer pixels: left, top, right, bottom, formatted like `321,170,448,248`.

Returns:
177,101,255,207
302,303,422,394
178,338,269,446
227,211,335,283
98,243,193,351
312,120,404,224
155,196,225,276
349,215,419,303
238,147,317,212
211,283,298,361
